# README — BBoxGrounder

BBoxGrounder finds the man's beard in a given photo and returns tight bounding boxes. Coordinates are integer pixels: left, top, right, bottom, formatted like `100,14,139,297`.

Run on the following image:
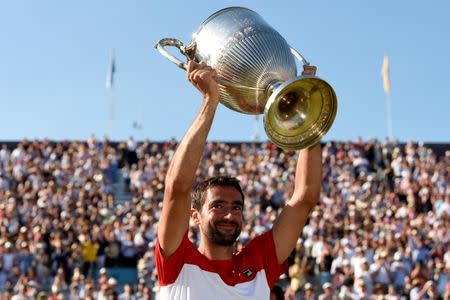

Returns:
203,221,241,246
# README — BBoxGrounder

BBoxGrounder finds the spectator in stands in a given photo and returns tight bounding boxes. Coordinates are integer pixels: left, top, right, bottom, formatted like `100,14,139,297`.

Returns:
318,282,334,300
119,283,137,300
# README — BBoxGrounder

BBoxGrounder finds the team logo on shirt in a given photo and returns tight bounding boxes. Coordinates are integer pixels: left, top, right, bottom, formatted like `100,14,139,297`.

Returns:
242,268,253,278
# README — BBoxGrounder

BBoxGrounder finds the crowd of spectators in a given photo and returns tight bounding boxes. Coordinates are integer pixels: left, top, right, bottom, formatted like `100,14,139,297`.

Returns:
0,136,448,299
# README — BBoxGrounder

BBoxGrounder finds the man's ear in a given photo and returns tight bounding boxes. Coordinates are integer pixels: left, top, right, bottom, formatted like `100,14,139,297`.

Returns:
190,208,201,226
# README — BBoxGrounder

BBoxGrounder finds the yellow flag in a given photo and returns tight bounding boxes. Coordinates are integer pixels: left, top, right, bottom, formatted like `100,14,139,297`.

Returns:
381,55,390,93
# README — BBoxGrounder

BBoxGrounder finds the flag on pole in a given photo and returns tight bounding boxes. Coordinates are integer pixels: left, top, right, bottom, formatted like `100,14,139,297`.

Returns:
106,50,116,89
381,55,390,93
382,54,393,140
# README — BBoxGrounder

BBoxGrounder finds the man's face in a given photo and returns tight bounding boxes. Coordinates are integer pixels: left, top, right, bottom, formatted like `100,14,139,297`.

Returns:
197,186,244,246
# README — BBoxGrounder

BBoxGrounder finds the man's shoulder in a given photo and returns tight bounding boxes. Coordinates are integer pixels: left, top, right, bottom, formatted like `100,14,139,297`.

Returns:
235,230,274,265
156,232,197,260
241,230,273,250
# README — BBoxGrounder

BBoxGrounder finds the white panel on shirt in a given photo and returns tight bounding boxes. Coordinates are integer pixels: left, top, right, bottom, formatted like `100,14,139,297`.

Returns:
159,264,270,300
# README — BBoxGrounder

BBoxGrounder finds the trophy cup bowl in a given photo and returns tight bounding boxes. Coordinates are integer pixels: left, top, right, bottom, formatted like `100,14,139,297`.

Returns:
155,6,337,150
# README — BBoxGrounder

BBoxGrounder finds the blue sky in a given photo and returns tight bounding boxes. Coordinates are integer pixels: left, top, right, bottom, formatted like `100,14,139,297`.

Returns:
0,1,449,143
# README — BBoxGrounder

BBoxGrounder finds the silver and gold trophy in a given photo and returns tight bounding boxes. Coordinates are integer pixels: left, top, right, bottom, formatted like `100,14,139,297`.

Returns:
156,7,337,150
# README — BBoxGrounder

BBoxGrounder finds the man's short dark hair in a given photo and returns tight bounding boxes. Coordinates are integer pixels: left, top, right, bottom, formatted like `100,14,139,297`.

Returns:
191,176,244,211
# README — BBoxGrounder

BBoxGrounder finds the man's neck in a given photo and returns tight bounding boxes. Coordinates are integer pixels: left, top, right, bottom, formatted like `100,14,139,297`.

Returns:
198,240,234,260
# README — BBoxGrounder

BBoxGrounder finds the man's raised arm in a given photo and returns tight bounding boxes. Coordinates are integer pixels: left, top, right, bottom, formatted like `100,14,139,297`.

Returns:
272,143,322,264
157,61,220,257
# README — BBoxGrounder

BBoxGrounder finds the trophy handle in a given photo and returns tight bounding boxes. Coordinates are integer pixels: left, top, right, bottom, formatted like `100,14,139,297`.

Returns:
290,47,310,67
155,38,265,92
155,38,196,70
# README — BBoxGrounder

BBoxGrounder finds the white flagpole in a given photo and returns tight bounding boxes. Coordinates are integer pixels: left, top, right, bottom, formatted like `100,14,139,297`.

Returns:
110,92,115,140
386,91,393,141
136,103,144,141
252,115,260,142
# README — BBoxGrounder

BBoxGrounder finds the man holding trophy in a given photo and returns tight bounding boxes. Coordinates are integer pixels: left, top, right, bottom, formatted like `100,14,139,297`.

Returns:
155,60,322,299
154,7,336,299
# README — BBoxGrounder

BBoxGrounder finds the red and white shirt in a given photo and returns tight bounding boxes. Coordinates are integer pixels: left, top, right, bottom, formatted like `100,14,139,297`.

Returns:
155,230,287,300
